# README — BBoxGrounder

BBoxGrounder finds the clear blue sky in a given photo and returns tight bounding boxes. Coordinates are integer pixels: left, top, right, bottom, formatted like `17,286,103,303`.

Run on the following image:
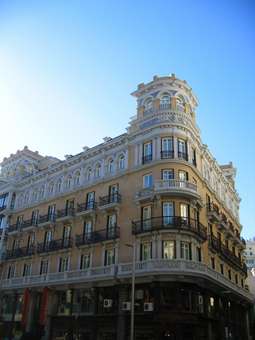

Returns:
0,0,254,238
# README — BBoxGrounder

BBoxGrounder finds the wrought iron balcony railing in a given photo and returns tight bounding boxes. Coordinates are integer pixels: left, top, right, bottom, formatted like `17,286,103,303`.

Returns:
77,201,96,213
142,154,153,164
56,207,75,219
38,214,56,225
37,238,73,254
178,151,188,161
99,193,121,207
132,216,207,240
161,150,174,159
76,226,120,246
5,246,36,260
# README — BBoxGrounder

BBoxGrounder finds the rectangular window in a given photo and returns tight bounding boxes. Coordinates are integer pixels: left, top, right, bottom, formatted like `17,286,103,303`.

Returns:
31,209,39,224
107,214,117,238
181,242,192,260
83,220,93,240
178,139,187,160
16,215,23,227
59,256,69,272
142,206,152,230
109,184,119,203
196,247,202,262
40,259,49,275
192,148,197,166
220,263,224,275
140,242,152,261
162,201,174,225
104,249,115,266
66,199,74,213
44,230,53,249
143,141,152,164
180,203,189,223
27,233,35,248
63,225,71,247
211,257,215,269
179,170,188,182
0,193,8,209
161,137,174,159
7,264,15,279
228,270,232,280
47,204,56,220
80,254,91,270
162,169,174,180
86,191,95,209
143,174,153,188
162,241,175,259
23,263,32,277
235,274,238,285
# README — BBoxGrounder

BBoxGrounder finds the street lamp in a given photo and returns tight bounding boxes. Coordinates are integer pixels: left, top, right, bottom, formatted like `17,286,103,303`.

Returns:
125,237,136,340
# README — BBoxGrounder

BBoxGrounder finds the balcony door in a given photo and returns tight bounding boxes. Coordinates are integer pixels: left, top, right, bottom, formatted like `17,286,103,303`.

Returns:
142,206,151,230
163,202,174,226
48,204,56,221
161,138,174,158
109,184,119,202
179,170,188,188
44,230,53,250
86,192,95,209
107,214,117,238
180,203,190,224
63,226,71,247
83,220,93,240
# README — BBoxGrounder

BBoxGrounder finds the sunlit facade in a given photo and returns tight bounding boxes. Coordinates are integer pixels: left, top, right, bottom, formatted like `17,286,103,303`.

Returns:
0,75,253,340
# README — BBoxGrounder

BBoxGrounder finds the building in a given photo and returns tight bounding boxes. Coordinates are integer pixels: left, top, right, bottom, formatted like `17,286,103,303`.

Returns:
245,239,255,271
0,74,253,340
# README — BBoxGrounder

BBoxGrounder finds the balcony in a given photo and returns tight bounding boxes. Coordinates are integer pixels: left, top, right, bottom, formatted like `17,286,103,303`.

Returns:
178,151,188,161
135,180,200,203
142,154,153,164
206,203,221,223
38,214,56,226
208,236,246,274
37,238,73,254
5,246,36,260
76,226,120,246
132,216,207,241
56,207,75,221
21,219,38,230
76,201,96,216
161,150,174,159
98,193,121,210
8,223,22,234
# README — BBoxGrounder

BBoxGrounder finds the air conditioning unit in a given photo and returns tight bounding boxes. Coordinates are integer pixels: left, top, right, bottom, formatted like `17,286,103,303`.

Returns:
103,299,113,308
122,302,131,311
144,302,154,311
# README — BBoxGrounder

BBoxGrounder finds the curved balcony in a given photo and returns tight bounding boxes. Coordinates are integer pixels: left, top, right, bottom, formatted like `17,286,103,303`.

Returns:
136,180,200,202
132,216,207,241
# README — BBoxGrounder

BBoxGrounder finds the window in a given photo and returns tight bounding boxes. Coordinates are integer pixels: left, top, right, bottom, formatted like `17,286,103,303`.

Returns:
27,233,35,249
220,263,224,275
162,201,174,225
74,171,81,186
176,97,185,111
31,210,39,224
65,175,72,189
83,220,93,239
144,98,153,112
7,264,15,279
162,169,174,180
47,204,56,221
179,170,188,182
192,148,197,167
162,241,175,259
86,168,92,181
140,242,152,261
80,254,91,270
86,192,95,209
56,179,62,192
107,214,117,237
63,226,71,247
160,95,170,107
228,270,232,280
39,186,45,199
94,164,101,178
143,142,152,164
16,215,23,227
104,249,115,266
196,247,202,262
211,257,215,269
59,256,69,272
181,242,192,260
107,159,114,174
161,138,174,159
142,206,151,230
44,230,53,249
40,259,49,275
48,182,54,195
143,173,153,188
109,184,119,202
118,155,125,170
180,203,189,222
235,274,238,285
0,193,8,209
178,139,188,160
23,263,32,277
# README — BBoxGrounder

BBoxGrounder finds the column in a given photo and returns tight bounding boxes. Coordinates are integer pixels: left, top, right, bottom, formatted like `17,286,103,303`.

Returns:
155,137,160,160
134,144,139,166
152,234,157,259
139,143,143,165
174,136,178,159
176,235,181,259
157,234,162,259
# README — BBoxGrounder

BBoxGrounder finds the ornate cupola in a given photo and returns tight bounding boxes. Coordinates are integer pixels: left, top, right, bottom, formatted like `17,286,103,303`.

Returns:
127,74,200,138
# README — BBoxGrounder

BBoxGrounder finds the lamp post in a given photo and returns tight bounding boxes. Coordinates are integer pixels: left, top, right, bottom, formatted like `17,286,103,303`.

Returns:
125,236,136,340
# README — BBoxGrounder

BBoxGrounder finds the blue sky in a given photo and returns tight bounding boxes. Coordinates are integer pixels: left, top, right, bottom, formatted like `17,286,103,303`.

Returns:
0,0,254,238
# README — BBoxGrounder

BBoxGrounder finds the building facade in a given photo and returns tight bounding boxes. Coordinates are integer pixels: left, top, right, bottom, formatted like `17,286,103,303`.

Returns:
0,74,253,340
245,239,255,271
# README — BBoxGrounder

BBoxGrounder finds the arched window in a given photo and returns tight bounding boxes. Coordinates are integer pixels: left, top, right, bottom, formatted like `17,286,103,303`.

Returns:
48,182,54,195
56,179,62,193
18,193,24,207
74,171,81,186
176,96,185,111
107,159,114,174
86,168,92,181
118,155,125,170
39,185,45,199
24,192,29,204
65,175,72,189
160,94,170,108
94,164,101,178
